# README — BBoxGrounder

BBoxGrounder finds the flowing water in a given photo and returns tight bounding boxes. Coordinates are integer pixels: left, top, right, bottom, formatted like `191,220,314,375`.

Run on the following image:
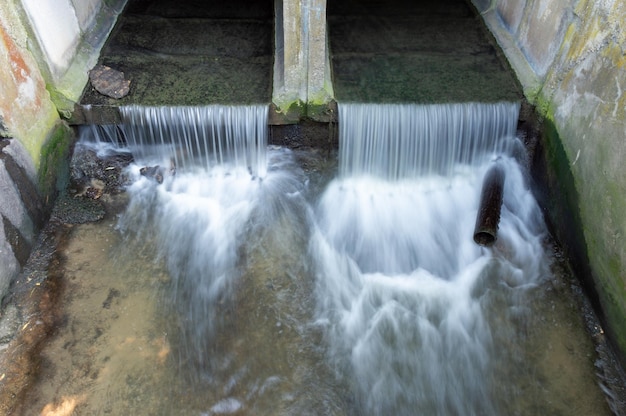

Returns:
18,103,616,415
312,103,544,415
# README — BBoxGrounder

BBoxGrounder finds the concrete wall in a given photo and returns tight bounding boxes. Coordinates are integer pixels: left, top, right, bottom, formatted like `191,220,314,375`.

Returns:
474,0,626,359
0,0,123,302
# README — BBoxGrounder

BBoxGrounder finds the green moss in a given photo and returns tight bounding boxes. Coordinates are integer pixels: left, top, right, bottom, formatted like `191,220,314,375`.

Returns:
47,86,77,120
271,99,336,123
534,114,600,300
305,101,334,122
272,100,306,124
535,105,626,364
597,270,626,359
38,122,75,212
540,118,586,247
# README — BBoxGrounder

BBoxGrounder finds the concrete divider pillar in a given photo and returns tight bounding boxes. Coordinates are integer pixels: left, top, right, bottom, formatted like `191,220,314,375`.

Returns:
273,0,334,123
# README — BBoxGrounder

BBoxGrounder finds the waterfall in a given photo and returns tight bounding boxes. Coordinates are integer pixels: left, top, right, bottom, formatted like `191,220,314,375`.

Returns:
338,102,520,179
311,102,548,415
85,104,268,177
77,101,550,413
83,104,310,382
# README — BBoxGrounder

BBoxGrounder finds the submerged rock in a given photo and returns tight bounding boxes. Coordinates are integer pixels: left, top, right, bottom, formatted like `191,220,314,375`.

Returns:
140,165,165,184
70,144,133,195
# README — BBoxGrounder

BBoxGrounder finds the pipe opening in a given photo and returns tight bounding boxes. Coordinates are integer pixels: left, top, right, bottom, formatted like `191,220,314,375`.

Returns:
473,161,505,247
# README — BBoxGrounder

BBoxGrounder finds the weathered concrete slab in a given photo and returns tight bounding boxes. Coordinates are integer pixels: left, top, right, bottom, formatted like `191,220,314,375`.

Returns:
328,0,522,103
80,0,274,107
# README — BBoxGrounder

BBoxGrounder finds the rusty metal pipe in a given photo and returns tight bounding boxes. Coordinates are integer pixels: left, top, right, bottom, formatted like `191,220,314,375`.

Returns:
473,163,505,247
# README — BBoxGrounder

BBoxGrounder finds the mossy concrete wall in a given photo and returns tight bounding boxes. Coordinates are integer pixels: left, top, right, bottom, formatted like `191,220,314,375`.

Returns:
474,0,626,360
0,0,123,302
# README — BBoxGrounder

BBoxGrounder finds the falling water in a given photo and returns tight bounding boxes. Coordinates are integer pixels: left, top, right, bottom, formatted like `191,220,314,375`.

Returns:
311,102,549,415
68,102,610,415
339,102,521,179
87,105,312,384
87,104,268,176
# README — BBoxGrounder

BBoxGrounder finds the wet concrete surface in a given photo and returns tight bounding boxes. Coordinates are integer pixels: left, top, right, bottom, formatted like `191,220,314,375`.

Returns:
80,0,274,106
79,0,520,110
328,0,522,103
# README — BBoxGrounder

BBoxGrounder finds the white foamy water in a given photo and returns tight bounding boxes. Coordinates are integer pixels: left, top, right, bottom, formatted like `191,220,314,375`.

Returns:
311,102,549,415
118,155,308,381
84,105,310,384
64,103,617,415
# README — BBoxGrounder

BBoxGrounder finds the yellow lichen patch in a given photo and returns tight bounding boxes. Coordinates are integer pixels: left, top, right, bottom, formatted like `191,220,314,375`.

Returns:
564,15,606,64
610,2,626,42
562,23,583,61
602,42,626,69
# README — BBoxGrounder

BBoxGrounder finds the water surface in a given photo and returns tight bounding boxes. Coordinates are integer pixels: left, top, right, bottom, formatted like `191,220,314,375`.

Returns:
16,104,616,415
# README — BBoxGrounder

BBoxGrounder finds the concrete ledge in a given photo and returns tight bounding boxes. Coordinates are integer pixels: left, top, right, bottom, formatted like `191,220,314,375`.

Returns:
478,7,543,100
70,101,339,126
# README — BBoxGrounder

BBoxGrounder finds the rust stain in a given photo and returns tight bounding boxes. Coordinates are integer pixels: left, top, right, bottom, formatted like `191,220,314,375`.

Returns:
0,19,42,109
0,21,29,84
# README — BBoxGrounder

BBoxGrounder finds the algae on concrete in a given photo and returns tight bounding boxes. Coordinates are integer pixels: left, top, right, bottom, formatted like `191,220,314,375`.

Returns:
80,0,274,107
328,0,522,104
38,123,75,212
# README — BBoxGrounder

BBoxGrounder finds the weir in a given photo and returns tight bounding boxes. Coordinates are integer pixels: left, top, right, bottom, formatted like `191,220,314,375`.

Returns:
12,102,612,414
2,0,626,413
337,102,520,179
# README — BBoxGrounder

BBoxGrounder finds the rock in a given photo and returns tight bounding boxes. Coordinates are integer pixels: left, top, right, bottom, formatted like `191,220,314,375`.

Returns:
84,185,104,200
89,65,131,99
140,166,165,184
70,144,133,195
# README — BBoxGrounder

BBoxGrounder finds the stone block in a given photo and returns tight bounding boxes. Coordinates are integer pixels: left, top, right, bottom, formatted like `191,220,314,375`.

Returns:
0,10,60,166
0,161,35,248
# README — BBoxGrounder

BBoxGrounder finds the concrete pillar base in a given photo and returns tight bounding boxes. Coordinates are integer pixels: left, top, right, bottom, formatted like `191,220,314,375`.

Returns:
273,0,334,122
